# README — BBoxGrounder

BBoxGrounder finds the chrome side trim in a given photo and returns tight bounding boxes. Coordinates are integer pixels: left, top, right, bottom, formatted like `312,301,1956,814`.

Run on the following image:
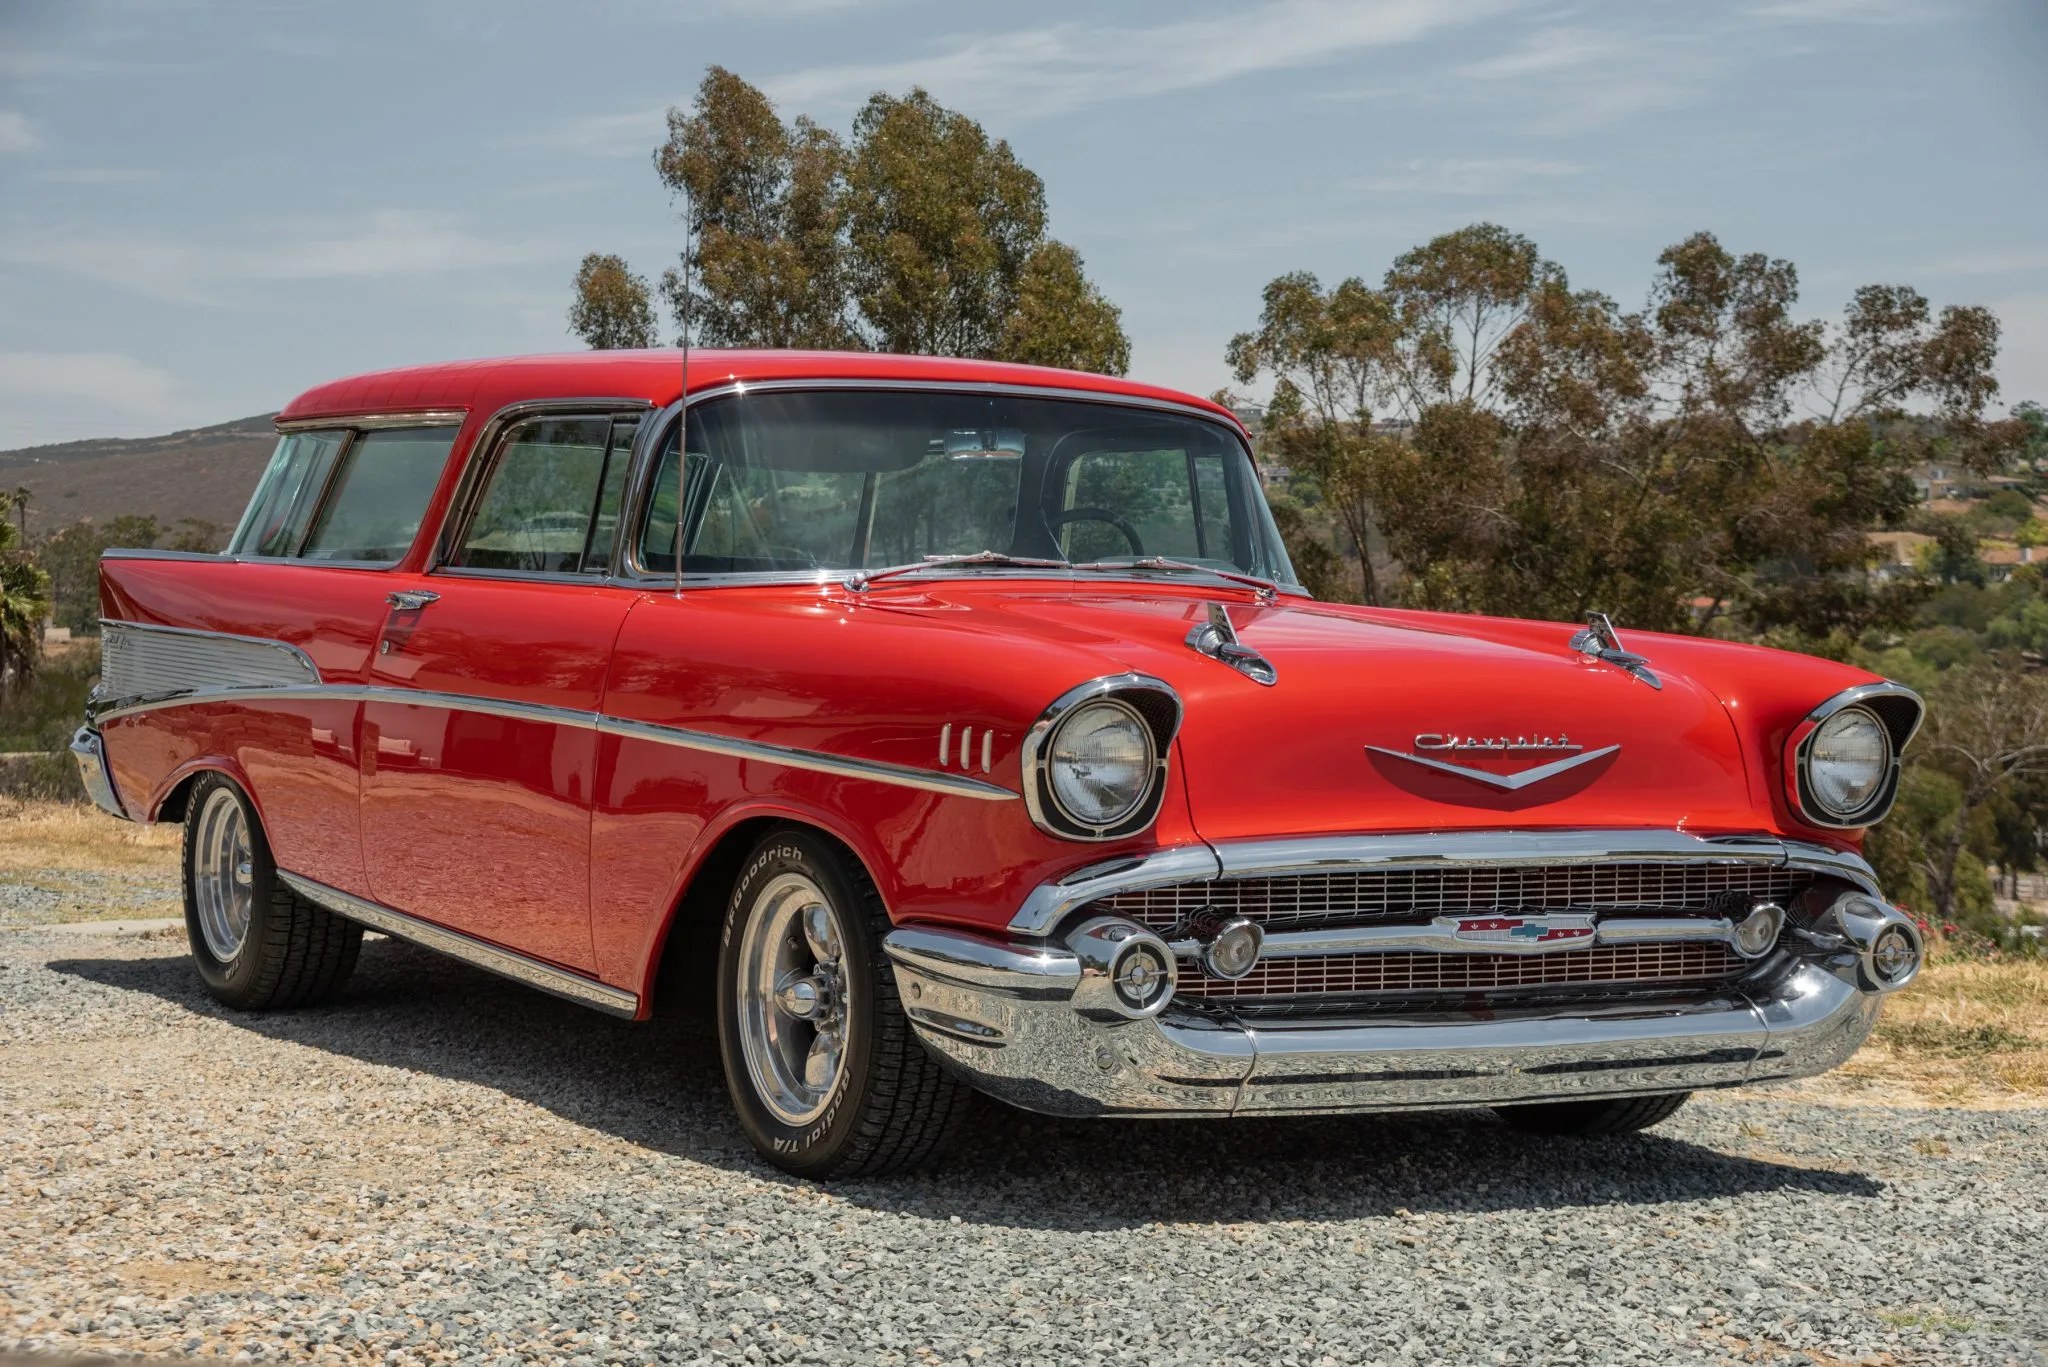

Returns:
90,684,342,725
275,409,468,432
279,872,639,1017
593,715,1014,801
99,619,319,700
1009,830,1881,936
85,622,1016,799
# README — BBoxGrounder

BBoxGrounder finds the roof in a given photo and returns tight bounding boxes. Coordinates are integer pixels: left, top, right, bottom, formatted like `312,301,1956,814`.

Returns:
275,349,1240,429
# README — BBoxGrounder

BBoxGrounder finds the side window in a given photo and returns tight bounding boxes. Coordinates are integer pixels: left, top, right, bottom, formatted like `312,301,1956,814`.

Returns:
299,427,459,564
452,414,633,575
229,429,347,558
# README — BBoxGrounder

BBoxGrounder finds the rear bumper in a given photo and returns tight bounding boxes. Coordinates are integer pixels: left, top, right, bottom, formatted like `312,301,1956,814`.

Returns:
69,725,128,821
882,926,1883,1117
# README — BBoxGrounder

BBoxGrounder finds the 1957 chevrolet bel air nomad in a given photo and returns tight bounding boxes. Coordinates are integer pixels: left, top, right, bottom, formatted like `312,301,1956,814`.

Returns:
74,349,1926,1175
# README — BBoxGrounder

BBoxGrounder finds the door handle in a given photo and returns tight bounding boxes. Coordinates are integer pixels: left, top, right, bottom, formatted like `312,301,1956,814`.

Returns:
386,590,440,612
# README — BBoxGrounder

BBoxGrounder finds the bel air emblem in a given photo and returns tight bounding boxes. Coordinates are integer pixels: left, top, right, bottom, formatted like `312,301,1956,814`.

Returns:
1367,733,1621,791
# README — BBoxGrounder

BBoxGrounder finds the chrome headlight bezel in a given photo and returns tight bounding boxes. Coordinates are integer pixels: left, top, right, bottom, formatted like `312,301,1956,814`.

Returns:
1790,683,1923,830
1023,674,1181,841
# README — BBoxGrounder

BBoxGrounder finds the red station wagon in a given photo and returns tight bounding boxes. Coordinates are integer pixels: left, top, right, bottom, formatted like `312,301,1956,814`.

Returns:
74,350,1926,1176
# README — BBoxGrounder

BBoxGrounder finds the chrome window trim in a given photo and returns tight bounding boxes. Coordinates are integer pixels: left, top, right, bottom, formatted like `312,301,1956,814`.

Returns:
612,379,1300,591
1020,673,1182,841
275,410,469,433
1006,829,1879,935
431,396,654,575
85,623,1016,802
1791,681,1923,830
279,872,639,1017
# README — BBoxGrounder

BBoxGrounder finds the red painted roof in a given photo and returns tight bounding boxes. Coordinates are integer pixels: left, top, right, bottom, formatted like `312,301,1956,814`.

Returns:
276,350,1240,429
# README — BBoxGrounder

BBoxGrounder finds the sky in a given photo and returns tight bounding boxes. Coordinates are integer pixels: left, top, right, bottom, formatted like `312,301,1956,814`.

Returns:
0,0,2044,451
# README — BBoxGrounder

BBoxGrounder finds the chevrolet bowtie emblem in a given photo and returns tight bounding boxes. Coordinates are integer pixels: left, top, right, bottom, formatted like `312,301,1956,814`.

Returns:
1367,736,1621,790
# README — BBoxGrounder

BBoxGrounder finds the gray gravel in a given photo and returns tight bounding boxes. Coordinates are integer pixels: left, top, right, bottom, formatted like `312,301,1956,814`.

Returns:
2,925,2043,1366
0,869,178,929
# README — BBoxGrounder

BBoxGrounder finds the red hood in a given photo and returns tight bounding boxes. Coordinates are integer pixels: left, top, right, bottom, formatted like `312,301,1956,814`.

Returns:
880,586,1766,841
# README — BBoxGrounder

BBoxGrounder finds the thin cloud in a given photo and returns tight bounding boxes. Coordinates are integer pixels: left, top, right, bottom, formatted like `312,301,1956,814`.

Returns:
1451,25,1720,132
40,167,163,185
1355,157,1584,196
767,0,1506,119
1922,248,2048,278
1743,0,1934,23
249,210,551,281
0,112,40,153
3,210,552,304
0,351,184,416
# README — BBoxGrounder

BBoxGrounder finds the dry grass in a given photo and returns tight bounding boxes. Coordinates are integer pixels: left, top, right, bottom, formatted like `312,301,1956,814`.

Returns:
0,798,181,873
1815,953,2048,1106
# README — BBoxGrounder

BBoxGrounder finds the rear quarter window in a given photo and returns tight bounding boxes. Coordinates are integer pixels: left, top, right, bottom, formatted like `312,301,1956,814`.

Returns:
230,424,458,566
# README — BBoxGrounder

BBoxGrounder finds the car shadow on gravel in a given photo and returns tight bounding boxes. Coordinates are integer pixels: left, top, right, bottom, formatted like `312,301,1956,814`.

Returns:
51,937,1885,1229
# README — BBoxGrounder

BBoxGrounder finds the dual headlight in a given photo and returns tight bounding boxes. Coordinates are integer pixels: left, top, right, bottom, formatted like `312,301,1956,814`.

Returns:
1025,677,1179,840
1791,685,1921,829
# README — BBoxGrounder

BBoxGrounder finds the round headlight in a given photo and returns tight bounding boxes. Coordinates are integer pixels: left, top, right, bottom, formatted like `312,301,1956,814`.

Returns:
1047,700,1155,828
1807,707,1892,819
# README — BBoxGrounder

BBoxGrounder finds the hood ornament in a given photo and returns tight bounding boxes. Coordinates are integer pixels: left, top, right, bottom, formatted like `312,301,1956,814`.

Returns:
1367,734,1621,791
1569,612,1662,691
1185,602,1276,686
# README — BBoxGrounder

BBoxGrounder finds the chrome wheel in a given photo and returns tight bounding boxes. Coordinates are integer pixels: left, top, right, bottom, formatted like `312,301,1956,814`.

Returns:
192,787,255,962
734,872,851,1127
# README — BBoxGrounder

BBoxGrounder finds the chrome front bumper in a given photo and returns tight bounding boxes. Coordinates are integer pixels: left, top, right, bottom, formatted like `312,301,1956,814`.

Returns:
882,926,1885,1117
69,725,128,821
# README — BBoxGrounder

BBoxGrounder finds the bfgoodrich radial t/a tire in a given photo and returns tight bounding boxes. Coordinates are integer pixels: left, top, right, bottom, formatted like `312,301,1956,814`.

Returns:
1494,1091,1691,1136
716,827,971,1177
182,774,361,1011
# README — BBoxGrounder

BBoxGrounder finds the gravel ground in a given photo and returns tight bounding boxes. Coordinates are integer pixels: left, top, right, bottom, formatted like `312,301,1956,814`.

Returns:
0,870,179,929
2,925,2043,1367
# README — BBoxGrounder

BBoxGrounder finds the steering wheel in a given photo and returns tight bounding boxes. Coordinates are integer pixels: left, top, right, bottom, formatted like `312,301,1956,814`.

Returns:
1046,506,1146,559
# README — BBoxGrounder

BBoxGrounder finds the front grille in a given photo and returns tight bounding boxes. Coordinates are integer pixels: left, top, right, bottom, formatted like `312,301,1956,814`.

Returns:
1097,862,1811,933
1174,942,1752,1001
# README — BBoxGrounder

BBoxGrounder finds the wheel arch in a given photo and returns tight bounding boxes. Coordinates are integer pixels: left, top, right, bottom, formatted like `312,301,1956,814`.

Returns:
634,802,891,1018
149,756,263,829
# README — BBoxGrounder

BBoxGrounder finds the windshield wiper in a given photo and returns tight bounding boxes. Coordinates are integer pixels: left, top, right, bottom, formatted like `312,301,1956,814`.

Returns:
844,550,1071,593
1070,556,1280,602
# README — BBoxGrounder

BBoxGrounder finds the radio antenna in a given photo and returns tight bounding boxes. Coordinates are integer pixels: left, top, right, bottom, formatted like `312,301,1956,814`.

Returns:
673,187,692,600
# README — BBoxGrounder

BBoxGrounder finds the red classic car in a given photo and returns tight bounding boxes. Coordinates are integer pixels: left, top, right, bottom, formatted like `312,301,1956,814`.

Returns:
74,350,1925,1175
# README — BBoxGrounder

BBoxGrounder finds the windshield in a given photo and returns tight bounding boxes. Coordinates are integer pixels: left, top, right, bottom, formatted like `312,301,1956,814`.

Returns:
635,389,1298,588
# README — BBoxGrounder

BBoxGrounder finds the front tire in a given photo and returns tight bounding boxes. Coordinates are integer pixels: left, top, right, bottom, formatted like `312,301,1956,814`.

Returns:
1494,1091,1691,1136
716,828,970,1177
182,774,362,1010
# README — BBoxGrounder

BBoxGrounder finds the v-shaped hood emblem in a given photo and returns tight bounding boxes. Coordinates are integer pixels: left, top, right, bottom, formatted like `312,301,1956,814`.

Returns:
1364,743,1622,791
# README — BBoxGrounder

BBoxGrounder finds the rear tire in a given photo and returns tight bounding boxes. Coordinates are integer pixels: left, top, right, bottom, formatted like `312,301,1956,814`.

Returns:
1494,1091,1691,1136
716,827,971,1177
182,774,361,1010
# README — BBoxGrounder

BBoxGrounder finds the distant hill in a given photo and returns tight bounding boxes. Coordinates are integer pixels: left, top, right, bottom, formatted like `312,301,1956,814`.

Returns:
0,415,278,536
